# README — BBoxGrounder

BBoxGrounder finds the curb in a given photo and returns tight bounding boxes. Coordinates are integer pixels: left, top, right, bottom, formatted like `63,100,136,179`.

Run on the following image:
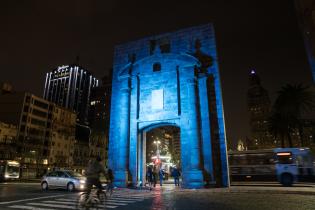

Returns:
173,188,315,195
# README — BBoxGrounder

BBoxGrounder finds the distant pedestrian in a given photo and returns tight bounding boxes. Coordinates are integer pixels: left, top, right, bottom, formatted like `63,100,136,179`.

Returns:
146,167,154,190
172,167,180,186
153,167,158,187
159,169,164,186
106,168,114,195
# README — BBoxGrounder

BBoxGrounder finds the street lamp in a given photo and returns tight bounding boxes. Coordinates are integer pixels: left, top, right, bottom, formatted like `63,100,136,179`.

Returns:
153,140,161,159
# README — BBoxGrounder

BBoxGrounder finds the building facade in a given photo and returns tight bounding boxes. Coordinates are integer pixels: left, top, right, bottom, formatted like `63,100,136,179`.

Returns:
0,122,17,160
88,75,112,165
43,65,99,125
0,92,76,177
109,24,229,188
247,70,273,149
49,105,76,169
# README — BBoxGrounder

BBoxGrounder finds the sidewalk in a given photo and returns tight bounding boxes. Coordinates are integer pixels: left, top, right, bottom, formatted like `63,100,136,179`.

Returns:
124,182,315,196
171,185,315,195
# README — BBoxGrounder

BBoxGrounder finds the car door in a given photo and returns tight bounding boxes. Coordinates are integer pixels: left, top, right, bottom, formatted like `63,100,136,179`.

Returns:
56,171,69,187
46,171,58,187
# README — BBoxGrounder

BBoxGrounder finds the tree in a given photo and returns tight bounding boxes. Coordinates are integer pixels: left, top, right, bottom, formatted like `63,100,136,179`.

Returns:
270,84,315,147
268,112,293,147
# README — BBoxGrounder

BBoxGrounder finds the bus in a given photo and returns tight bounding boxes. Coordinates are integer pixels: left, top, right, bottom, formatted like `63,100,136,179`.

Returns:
228,148,315,186
0,160,20,181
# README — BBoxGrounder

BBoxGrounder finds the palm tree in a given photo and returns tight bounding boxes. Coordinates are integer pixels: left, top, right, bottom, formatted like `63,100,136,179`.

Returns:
271,84,315,147
268,112,293,148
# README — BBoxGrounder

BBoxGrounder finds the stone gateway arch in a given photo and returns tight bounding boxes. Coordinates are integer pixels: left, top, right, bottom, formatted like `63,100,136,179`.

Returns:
108,24,229,188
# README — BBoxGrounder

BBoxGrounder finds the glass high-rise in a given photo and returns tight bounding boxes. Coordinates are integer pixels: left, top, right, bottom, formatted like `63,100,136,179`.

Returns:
43,65,98,124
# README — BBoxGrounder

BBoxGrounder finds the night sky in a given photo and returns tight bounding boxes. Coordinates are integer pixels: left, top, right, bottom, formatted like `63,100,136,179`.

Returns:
0,0,313,146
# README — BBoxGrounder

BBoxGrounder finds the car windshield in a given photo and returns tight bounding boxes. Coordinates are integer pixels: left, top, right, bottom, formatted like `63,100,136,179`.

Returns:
65,171,83,178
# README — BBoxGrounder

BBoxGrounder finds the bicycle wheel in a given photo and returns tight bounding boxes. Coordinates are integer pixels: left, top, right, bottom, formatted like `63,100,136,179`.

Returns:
76,192,90,210
105,185,113,198
97,191,106,208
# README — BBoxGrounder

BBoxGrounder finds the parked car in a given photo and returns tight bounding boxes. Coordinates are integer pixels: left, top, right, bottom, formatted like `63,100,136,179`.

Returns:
41,170,86,192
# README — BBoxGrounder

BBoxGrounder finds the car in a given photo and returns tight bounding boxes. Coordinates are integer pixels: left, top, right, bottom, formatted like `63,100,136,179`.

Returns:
41,170,86,192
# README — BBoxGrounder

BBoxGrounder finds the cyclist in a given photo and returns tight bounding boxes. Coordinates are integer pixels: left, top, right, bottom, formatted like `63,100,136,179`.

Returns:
85,156,106,198
106,168,114,195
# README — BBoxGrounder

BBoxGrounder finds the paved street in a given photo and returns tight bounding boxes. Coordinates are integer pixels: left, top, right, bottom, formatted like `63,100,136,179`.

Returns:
0,182,315,210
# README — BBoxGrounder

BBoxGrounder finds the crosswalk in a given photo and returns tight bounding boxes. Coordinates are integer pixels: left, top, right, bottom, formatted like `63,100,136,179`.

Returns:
5,190,154,210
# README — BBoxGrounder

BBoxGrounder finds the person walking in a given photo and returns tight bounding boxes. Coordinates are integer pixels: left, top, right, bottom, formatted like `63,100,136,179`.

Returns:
106,168,114,196
159,168,164,186
146,167,154,190
172,167,181,187
153,166,158,187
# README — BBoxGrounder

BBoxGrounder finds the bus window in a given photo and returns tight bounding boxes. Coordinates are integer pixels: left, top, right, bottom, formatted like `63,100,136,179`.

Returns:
276,152,293,164
7,165,20,175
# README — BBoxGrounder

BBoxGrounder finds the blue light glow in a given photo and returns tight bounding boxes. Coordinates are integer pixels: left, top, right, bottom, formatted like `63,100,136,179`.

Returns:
108,24,229,188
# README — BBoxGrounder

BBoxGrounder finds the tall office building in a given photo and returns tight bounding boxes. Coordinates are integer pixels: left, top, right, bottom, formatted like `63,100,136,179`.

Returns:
247,70,273,149
295,0,315,82
88,75,112,165
43,65,99,124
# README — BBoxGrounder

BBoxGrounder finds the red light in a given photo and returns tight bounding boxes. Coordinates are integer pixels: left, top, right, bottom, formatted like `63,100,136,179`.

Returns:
154,159,160,164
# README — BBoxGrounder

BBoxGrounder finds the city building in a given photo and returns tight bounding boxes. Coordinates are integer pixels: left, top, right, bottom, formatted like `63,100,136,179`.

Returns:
294,0,315,82
72,124,90,173
0,121,17,160
43,65,99,125
88,75,112,165
49,105,76,169
0,92,76,178
247,70,273,149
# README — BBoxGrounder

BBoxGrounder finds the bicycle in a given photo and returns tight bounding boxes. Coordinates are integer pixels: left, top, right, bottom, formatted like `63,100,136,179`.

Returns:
104,182,114,197
76,188,107,210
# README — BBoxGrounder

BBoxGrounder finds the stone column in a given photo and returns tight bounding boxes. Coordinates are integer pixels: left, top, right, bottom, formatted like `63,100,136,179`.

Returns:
180,74,204,188
114,77,130,187
129,75,139,186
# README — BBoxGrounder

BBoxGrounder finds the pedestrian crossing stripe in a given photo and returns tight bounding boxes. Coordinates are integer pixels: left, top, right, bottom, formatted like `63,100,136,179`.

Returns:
26,203,77,209
8,206,55,210
6,193,154,210
48,200,124,206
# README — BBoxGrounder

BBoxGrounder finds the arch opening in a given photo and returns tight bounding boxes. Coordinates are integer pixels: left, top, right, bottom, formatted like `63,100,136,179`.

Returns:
138,124,181,186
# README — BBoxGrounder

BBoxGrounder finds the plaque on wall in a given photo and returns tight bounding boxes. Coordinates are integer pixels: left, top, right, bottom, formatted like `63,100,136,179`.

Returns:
151,89,164,110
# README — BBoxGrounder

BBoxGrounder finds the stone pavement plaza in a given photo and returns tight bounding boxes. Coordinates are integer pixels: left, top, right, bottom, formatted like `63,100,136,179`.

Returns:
133,184,315,210
1,183,314,210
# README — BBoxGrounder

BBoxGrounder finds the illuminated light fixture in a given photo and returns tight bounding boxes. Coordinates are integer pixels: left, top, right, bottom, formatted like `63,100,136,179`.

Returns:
7,161,19,166
276,152,291,156
151,155,171,160
250,70,255,74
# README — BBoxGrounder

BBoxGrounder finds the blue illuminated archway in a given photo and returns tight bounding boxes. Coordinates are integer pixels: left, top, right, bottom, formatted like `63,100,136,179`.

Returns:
108,24,229,188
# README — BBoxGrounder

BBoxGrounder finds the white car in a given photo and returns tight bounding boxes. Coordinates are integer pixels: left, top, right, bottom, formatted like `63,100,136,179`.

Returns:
41,170,86,192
